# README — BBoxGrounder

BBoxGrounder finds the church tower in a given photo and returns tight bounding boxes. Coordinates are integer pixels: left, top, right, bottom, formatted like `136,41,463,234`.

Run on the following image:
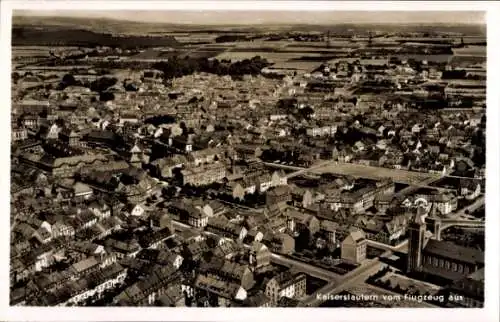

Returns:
406,207,427,273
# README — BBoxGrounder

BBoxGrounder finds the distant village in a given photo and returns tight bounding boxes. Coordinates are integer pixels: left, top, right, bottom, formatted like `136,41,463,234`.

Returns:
10,25,486,308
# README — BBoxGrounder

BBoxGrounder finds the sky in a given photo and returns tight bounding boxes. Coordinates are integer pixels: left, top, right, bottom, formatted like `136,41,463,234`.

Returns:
15,10,485,25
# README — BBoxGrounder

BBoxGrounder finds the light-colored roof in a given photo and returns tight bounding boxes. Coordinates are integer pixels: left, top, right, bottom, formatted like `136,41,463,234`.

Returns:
71,256,99,273
73,182,92,194
130,144,142,153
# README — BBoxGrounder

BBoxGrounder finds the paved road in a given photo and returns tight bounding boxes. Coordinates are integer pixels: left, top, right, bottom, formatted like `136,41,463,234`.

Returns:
451,195,485,218
302,241,410,307
393,175,444,199
437,196,485,232
440,220,485,231
172,219,340,282
303,257,386,307
270,253,341,281
263,160,335,179
172,220,195,231
214,198,262,212
367,239,408,254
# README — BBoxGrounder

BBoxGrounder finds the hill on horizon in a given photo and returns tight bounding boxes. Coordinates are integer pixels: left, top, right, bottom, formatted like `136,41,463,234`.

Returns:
13,15,487,36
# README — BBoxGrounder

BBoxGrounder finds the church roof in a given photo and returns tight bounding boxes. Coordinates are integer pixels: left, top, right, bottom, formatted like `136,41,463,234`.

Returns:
423,239,484,265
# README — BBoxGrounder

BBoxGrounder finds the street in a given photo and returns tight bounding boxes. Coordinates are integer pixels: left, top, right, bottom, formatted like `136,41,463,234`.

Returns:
270,253,341,281
301,240,411,307
302,257,386,307
367,239,408,254
449,195,485,219
173,219,341,282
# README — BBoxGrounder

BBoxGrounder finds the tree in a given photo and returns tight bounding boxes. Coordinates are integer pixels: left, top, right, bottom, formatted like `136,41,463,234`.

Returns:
91,77,118,92
12,72,21,84
99,92,115,102
62,73,76,85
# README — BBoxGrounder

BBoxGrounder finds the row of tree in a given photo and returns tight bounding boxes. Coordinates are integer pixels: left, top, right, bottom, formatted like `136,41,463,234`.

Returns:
152,55,271,80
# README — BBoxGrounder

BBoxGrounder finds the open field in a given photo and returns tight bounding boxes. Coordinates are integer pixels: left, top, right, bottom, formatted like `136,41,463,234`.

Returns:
214,51,322,62
309,162,441,185
269,61,324,72
452,45,487,57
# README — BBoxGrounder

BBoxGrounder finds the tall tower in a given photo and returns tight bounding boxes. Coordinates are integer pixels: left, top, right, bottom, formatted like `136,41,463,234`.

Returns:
326,31,331,48
406,207,427,273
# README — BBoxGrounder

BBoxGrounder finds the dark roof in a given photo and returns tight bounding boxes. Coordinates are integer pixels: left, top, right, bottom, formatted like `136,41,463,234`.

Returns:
423,239,484,265
277,296,301,307
241,291,270,307
467,267,485,282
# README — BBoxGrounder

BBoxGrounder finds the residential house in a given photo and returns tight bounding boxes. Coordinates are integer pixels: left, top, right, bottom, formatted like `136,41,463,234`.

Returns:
266,185,292,207
181,163,226,186
286,209,320,238
199,258,255,291
62,263,128,306
115,266,180,306
264,272,307,306
138,228,173,249
149,211,174,232
156,284,185,307
241,291,272,307
74,209,98,231
459,180,481,200
341,229,367,264
193,274,247,307
431,193,458,216
271,170,288,186
187,148,222,166
12,127,28,142
247,241,272,272
94,217,122,240
201,200,226,218
306,124,337,137
88,200,112,220
69,256,101,279
105,239,141,259
206,216,248,241
151,155,187,178
51,218,76,239
268,233,295,255
327,180,395,214
185,207,209,228
124,203,146,217
136,249,184,270
320,220,339,245
228,179,256,200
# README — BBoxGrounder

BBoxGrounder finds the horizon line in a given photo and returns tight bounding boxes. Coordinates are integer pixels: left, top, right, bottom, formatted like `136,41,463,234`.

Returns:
13,9,486,26
14,14,486,27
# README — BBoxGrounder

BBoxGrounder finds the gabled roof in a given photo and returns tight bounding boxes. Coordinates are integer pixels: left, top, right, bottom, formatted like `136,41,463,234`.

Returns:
73,182,92,194
130,144,142,153
70,256,99,274
423,239,484,265
321,220,339,232
344,229,366,244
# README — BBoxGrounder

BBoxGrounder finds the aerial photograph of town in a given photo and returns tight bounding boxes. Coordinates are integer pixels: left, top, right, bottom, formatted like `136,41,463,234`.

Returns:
9,9,486,308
